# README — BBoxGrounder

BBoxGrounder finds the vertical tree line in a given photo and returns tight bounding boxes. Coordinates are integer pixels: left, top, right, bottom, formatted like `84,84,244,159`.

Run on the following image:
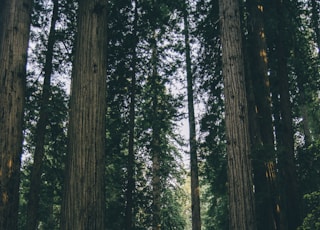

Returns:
183,1,201,229
246,0,278,228
60,0,107,229
219,0,256,229
26,1,59,229
0,0,33,229
196,0,320,229
0,0,319,229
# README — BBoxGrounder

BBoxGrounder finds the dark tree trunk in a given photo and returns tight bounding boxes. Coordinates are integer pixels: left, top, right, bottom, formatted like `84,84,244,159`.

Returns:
26,1,59,229
184,2,201,229
125,1,138,229
60,0,107,229
275,3,301,228
246,0,279,229
0,0,32,229
270,1,301,229
219,0,257,229
150,35,161,230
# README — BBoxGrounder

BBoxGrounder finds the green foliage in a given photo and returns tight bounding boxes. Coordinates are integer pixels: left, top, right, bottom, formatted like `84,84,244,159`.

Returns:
161,188,187,230
20,82,68,229
18,0,320,229
19,0,75,228
106,0,187,228
29,0,76,77
297,140,320,194
298,191,320,230
193,0,229,229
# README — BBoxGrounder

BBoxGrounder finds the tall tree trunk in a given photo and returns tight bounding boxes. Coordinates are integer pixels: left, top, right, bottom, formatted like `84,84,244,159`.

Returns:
183,2,201,229
0,0,32,229
125,1,138,228
60,0,107,229
26,1,59,229
150,34,161,230
274,2,301,229
219,0,257,229
246,1,279,229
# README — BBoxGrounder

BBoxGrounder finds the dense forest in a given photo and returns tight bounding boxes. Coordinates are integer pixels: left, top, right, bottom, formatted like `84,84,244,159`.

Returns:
1,0,320,229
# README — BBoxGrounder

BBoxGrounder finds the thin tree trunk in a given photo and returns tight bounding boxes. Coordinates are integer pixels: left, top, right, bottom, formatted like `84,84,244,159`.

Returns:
60,0,107,229
219,0,257,229
183,2,201,229
26,1,59,229
275,2,301,228
124,53,136,230
125,1,138,228
151,34,161,230
0,0,32,229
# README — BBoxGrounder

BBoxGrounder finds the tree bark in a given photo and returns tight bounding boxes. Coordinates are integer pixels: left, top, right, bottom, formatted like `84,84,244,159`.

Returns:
274,2,301,229
60,0,107,229
246,1,279,229
184,2,201,229
0,0,32,229
219,0,257,229
26,1,59,229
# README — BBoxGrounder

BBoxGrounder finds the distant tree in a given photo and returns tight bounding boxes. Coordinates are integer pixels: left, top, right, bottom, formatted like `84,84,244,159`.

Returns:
26,1,59,229
0,0,32,229
20,81,68,229
106,1,139,228
124,0,138,227
193,0,229,229
183,1,201,229
149,33,162,230
106,0,187,228
219,0,257,229
60,0,107,229
17,0,76,228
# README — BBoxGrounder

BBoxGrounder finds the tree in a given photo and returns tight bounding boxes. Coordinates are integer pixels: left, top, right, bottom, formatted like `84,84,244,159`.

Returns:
20,82,68,229
26,1,59,229
106,1,187,228
193,0,229,228
125,1,138,229
150,33,162,230
60,0,107,229
245,0,279,229
17,0,76,228
0,0,32,229
272,1,301,228
106,1,143,228
183,1,201,229
219,0,257,229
